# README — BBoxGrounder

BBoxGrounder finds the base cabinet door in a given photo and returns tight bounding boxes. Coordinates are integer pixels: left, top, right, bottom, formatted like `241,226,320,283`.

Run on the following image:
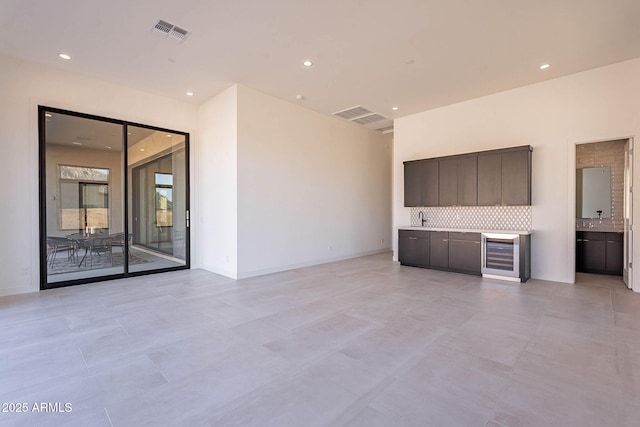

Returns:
448,233,481,274
399,230,430,268
605,233,623,275
576,231,622,275
582,237,606,273
430,232,449,268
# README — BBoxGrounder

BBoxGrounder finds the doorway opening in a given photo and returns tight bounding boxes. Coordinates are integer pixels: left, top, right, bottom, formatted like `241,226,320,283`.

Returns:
39,107,190,289
574,139,632,290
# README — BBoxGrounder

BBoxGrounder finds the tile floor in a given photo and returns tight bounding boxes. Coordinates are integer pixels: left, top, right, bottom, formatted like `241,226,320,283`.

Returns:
1,253,639,426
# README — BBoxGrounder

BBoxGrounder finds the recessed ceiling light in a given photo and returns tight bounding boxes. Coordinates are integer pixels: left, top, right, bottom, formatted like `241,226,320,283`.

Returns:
72,141,82,146
105,146,112,149
58,53,71,60
539,63,550,70
186,91,194,96
303,60,313,67
140,148,145,152
392,106,399,111
295,94,304,100
166,134,172,137
45,113,52,118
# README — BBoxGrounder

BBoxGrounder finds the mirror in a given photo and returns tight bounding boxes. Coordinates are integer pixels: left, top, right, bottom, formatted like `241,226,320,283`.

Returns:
576,166,611,218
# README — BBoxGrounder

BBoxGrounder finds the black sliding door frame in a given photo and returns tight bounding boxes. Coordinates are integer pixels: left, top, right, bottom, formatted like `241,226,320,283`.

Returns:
38,106,190,290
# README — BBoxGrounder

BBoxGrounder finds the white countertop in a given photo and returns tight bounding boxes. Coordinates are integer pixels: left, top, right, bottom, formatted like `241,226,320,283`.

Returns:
398,226,533,235
575,228,623,233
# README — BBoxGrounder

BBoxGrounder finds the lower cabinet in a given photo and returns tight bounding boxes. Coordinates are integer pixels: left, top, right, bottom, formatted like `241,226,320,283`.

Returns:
448,232,481,274
606,234,623,275
576,231,623,276
398,230,430,268
399,230,481,276
430,231,449,269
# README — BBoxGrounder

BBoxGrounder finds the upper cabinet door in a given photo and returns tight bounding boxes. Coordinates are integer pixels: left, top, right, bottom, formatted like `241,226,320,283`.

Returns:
477,152,502,205
438,154,477,206
404,159,439,207
421,159,439,206
501,149,531,205
457,154,478,206
404,161,422,207
438,158,458,206
478,147,531,206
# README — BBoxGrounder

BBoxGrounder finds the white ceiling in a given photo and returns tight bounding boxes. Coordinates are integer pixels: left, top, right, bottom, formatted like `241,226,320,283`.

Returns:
2,0,640,128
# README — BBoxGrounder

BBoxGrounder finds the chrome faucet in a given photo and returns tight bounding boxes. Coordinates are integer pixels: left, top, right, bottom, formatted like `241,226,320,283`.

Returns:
418,211,427,227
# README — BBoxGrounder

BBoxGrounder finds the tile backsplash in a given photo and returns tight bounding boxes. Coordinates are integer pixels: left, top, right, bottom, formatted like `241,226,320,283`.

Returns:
410,206,532,231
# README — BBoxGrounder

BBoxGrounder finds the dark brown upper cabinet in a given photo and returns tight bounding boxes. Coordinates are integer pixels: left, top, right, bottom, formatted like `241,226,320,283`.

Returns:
501,148,531,205
403,159,438,207
404,145,531,207
478,146,531,206
404,161,422,207
438,154,478,206
477,152,502,205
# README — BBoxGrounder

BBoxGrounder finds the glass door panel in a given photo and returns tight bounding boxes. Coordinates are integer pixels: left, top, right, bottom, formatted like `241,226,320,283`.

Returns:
128,126,187,273
43,111,124,285
41,108,189,288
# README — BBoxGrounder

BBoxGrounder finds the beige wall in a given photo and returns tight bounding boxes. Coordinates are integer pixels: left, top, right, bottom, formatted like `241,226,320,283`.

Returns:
236,85,392,278
196,85,239,277
394,57,640,289
196,84,392,279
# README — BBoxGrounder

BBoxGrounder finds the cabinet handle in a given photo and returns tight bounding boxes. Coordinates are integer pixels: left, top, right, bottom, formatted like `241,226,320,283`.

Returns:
442,239,448,242
408,237,418,240
583,239,589,242
577,239,582,242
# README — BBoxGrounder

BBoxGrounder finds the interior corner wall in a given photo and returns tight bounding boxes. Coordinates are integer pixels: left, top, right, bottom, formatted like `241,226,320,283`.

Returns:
196,85,239,278
235,85,392,278
393,57,640,288
0,54,197,297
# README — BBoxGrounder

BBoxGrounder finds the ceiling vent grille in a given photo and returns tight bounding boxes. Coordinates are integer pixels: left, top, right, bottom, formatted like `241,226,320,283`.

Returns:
170,26,189,41
333,106,373,120
154,20,173,34
352,113,387,125
153,19,191,42
333,105,389,128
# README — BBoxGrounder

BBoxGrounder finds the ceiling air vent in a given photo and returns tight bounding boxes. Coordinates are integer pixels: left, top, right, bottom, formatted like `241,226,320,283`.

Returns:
333,105,389,128
170,26,189,41
333,106,373,120
154,20,173,34
352,113,388,125
153,19,191,42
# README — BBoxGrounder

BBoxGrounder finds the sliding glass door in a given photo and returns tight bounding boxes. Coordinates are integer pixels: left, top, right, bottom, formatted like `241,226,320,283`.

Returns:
128,126,187,273
40,107,189,289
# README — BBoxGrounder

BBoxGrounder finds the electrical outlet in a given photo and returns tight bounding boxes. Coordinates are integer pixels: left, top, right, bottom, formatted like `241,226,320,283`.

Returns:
328,245,333,252
381,238,385,245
